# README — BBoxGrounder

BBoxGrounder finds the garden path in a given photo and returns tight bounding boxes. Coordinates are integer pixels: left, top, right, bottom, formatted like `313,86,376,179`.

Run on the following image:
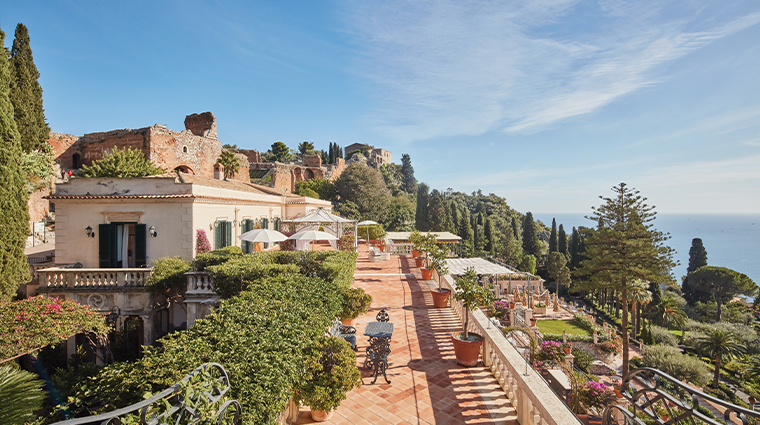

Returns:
294,248,518,424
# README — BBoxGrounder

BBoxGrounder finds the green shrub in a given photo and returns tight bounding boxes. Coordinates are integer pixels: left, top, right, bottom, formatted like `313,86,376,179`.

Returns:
193,246,244,270
650,325,679,347
295,336,361,412
0,365,47,425
79,147,164,178
63,273,343,424
339,287,372,320
573,313,603,334
206,256,299,299
630,356,643,368
572,347,594,373
147,257,191,297
641,345,711,387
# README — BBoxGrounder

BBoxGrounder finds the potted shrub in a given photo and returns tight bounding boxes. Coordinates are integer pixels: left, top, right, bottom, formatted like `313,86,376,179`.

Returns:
409,229,423,258
492,300,510,326
451,267,494,366
563,342,573,355
296,336,362,422
429,245,450,307
339,287,373,326
530,317,537,327
534,302,547,315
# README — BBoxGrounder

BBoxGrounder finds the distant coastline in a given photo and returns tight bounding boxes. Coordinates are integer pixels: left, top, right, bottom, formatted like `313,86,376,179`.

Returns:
535,213,760,287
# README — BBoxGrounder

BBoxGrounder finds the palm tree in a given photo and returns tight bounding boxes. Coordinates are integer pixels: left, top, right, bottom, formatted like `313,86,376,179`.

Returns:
656,297,686,330
217,150,240,180
628,279,652,338
693,328,745,388
744,355,760,382
0,365,47,424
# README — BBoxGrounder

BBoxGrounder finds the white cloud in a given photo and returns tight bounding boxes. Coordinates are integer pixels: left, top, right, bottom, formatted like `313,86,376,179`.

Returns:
345,1,760,140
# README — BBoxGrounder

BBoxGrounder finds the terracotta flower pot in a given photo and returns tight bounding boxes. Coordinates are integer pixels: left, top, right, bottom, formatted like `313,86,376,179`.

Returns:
509,302,515,309
411,249,420,258
530,318,537,326
311,409,333,422
614,388,623,398
563,345,572,355
341,317,357,327
451,332,483,367
414,257,425,268
420,267,433,280
431,288,450,308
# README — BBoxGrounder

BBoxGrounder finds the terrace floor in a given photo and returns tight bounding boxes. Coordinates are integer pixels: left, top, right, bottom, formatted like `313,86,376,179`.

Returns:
295,249,518,424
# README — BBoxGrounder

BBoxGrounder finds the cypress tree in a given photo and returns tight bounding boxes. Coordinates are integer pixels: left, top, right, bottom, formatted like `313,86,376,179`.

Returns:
472,214,484,253
511,216,520,240
484,216,495,256
687,238,708,273
461,213,474,257
0,25,31,301
558,224,568,258
10,23,49,153
549,218,558,252
400,153,417,195
522,212,541,257
415,183,430,231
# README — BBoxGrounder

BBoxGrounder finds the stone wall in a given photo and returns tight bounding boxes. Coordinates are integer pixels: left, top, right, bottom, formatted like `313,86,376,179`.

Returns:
183,112,217,139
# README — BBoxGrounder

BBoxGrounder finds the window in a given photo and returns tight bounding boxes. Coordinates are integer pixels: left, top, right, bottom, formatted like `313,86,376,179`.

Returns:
99,223,146,268
241,219,254,253
261,217,269,249
215,220,232,249
182,145,188,153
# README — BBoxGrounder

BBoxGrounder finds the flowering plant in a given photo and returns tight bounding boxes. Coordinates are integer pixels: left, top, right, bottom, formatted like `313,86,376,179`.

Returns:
579,381,616,414
0,296,109,362
597,335,622,355
492,301,509,320
337,231,356,252
195,229,211,255
535,340,564,366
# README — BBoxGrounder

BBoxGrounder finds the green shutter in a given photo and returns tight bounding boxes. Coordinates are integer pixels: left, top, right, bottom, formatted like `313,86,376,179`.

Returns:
215,222,222,250
262,218,269,249
135,224,147,267
98,224,115,268
226,222,232,248
242,219,251,253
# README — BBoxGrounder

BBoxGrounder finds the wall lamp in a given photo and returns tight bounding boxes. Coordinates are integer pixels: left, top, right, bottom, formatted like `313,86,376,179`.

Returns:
149,226,157,237
85,225,95,238
106,306,120,325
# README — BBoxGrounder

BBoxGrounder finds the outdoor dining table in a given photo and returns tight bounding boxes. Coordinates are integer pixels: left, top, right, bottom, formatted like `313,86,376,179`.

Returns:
364,321,394,384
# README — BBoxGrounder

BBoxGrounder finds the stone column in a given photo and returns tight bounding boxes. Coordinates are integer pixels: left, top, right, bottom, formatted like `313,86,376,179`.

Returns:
140,314,154,347
66,336,76,362
509,307,515,327
593,331,598,344
564,354,574,368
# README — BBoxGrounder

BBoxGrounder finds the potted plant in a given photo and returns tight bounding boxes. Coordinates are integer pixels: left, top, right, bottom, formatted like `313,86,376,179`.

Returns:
492,300,510,326
451,267,494,366
563,342,573,355
611,379,623,399
530,317,537,327
409,229,423,258
429,245,450,307
339,287,373,326
534,302,547,315
296,335,362,422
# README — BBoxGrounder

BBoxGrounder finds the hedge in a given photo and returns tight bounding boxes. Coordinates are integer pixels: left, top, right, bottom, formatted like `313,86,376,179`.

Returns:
63,273,343,424
641,345,711,387
147,257,191,297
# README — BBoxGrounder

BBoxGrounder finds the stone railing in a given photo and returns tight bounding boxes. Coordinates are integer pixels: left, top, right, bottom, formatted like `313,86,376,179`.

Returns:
184,271,220,328
441,274,581,425
37,268,151,289
385,242,413,255
186,271,215,294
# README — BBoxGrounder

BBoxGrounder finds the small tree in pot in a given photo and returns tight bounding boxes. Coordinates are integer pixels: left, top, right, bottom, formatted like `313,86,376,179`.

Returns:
409,229,423,258
296,336,362,421
451,267,495,366
339,287,373,326
429,244,451,307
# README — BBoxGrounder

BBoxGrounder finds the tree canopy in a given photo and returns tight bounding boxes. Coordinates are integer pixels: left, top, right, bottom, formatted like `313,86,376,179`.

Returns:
294,178,334,201
216,150,240,180
9,23,49,153
270,141,292,162
687,238,708,273
0,24,30,301
686,266,758,322
333,163,391,223
574,183,675,375
521,212,541,257
400,153,417,195
80,148,164,178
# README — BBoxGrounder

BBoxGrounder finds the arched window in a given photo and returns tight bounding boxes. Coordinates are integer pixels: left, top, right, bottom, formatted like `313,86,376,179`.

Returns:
182,145,188,153
72,153,82,169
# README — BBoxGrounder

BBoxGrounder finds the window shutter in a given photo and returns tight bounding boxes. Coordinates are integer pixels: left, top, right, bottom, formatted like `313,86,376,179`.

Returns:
242,219,251,253
135,224,147,267
262,218,269,249
215,222,222,250
99,224,113,268
226,222,232,248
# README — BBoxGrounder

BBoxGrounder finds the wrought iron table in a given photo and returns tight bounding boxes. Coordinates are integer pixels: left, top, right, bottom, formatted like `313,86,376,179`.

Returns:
364,321,394,384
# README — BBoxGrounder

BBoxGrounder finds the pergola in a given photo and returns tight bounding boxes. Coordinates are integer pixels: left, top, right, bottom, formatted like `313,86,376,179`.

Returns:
283,208,358,248
444,257,544,298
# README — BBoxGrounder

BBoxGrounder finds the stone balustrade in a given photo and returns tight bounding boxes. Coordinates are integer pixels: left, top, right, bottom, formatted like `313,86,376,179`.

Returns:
37,268,150,288
386,242,413,255
184,271,220,328
440,273,581,425
185,271,215,294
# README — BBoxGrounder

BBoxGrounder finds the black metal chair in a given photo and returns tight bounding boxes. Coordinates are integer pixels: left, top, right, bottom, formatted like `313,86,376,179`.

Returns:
329,318,357,351
376,309,389,322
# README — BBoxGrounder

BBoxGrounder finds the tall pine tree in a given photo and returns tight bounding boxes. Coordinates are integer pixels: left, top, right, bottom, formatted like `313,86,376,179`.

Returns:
549,218,558,252
0,25,31,301
10,23,49,153
522,212,541,257
400,153,417,195
687,238,708,273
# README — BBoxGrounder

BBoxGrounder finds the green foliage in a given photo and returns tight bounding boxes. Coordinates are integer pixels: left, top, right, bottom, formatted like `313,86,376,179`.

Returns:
0,296,109,362
573,313,603,334
415,183,430,231
9,23,49,153
692,327,745,388
427,189,453,232
385,194,415,231
380,163,403,195
519,254,537,275
339,287,373,320
687,238,708,274
686,266,758,322
521,212,541,257
453,267,494,339
650,325,679,347
270,141,292,162
79,147,164,178
639,322,655,345
400,153,417,195
572,348,594,373
691,300,756,325
20,141,55,193
357,224,385,241
547,252,572,291
429,244,450,288
147,257,191,298
334,163,392,223
192,246,244,271
298,141,315,156
64,272,344,424
294,178,334,200
641,345,711,387
296,336,361,412
549,218,558,252
0,365,47,424
0,25,30,302
216,150,240,179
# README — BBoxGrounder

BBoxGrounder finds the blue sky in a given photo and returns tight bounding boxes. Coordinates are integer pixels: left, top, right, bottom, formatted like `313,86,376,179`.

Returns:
4,0,760,214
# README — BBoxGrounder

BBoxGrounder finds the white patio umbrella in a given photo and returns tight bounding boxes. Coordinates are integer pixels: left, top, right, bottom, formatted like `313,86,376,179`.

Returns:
288,229,339,251
357,220,379,245
238,228,288,243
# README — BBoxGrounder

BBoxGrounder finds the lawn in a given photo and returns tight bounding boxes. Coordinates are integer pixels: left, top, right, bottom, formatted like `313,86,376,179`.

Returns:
536,319,591,336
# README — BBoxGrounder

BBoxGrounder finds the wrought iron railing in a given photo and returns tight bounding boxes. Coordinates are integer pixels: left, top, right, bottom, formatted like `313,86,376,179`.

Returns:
602,367,760,425
51,363,241,425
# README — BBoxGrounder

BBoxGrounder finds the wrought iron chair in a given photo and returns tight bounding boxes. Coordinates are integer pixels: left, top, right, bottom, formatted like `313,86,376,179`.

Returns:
329,318,357,351
376,309,389,322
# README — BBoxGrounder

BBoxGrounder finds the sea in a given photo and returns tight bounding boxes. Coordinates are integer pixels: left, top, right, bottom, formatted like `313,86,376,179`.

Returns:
534,213,760,287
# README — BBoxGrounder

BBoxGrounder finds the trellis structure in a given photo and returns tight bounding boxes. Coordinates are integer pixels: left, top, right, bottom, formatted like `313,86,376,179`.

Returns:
283,207,358,248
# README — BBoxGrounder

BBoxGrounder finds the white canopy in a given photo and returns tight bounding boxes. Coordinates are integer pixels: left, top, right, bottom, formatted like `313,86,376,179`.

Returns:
238,229,288,243
288,208,354,223
445,257,523,277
